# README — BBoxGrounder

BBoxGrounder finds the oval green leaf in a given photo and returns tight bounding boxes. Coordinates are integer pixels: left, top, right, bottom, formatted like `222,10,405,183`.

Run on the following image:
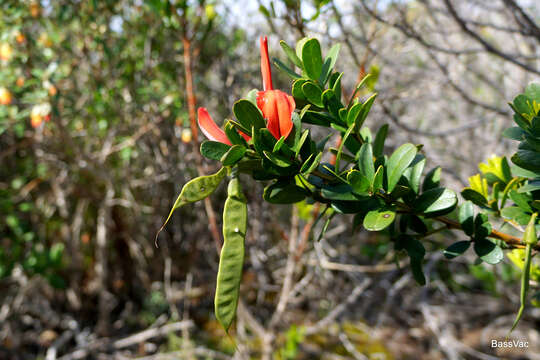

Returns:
301,38,323,80
386,143,418,192
363,207,396,231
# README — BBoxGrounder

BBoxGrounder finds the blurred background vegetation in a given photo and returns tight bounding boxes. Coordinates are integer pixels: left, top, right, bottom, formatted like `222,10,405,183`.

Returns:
0,0,539,359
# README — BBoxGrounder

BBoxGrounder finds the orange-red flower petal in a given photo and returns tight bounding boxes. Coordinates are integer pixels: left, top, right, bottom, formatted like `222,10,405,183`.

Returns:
197,107,232,145
260,36,273,91
257,90,295,140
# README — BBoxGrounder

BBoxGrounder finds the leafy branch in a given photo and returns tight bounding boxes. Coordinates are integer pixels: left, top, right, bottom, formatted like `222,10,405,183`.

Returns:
158,36,540,334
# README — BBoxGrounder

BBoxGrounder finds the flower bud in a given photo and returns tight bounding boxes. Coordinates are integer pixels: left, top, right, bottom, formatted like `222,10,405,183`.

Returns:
523,213,538,246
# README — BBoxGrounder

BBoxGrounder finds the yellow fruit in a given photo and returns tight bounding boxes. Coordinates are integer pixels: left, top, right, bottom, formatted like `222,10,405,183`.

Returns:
0,87,12,105
181,128,192,143
0,43,13,61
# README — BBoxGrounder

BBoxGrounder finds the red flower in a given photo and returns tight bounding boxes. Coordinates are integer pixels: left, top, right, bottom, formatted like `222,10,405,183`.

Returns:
197,107,232,145
256,36,296,140
198,37,295,145
198,107,250,145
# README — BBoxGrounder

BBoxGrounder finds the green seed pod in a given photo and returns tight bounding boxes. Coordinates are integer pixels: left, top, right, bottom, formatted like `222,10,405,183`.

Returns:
215,174,247,332
157,167,227,242
523,213,538,246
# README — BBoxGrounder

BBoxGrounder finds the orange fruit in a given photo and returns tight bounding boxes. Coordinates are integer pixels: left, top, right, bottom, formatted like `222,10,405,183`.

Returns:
0,87,12,105
15,31,25,44
31,113,43,128
48,85,57,96
30,1,40,18
16,77,25,87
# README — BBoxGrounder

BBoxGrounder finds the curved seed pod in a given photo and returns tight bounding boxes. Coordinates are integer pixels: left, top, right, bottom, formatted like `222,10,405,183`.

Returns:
156,167,227,241
215,174,247,331
509,213,537,334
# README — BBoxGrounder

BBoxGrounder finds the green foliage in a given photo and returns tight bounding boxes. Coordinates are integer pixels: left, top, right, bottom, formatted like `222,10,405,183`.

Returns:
278,325,305,360
163,34,540,332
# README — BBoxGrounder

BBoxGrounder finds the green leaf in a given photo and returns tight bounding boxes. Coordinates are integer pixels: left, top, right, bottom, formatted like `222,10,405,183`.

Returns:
409,215,428,234
356,93,377,130
331,72,344,101
295,37,309,60
348,74,372,103
225,122,249,146
525,82,540,102
301,38,323,81
444,241,471,259
509,190,532,212
201,141,231,161
403,155,426,194
49,243,64,265
474,239,503,265
373,124,388,158
363,207,396,231
347,170,371,194
474,213,493,241
357,143,375,183
518,179,540,193
294,130,310,156
322,89,342,119
502,127,526,141
422,167,441,191
332,198,379,214
302,82,324,107
320,184,357,201
500,206,532,225
233,99,265,131
263,150,294,168
292,79,308,100
414,188,458,215
396,235,426,285
263,181,308,204
410,257,426,285
386,143,418,192
459,201,475,236
301,110,332,126
158,167,227,236
245,89,258,105
279,40,303,68
221,145,246,166
320,43,340,84
512,94,531,116
273,57,302,79
300,152,322,175
215,176,247,331
513,148,540,172
346,100,363,127
334,122,355,171
372,165,384,192
273,136,286,153
461,188,488,207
